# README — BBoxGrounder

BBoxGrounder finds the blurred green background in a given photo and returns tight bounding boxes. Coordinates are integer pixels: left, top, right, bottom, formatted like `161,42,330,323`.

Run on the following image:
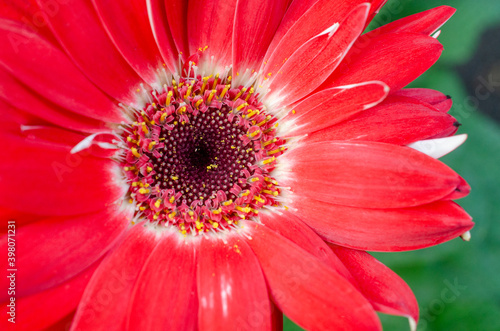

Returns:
285,0,500,330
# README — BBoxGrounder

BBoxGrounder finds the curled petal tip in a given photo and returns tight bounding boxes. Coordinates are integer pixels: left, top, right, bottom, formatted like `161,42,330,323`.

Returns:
408,317,417,331
460,231,471,242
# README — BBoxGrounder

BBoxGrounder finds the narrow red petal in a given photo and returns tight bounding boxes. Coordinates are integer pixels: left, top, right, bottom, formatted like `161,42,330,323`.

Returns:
267,3,370,107
364,5,455,38
263,0,368,76
146,0,179,72
283,81,388,137
282,141,461,208
164,0,189,59
198,235,271,330
0,135,127,216
441,176,471,200
232,0,288,80
242,221,382,330
305,96,457,145
259,211,353,281
127,234,198,330
331,245,419,323
0,20,125,124
92,0,164,84
0,263,97,331
292,197,474,251
0,206,129,300
321,32,443,91
0,69,109,133
187,0,237,68
35,0,144,103
0,206,40,232
394,88,453,112
72,225,160,331
0,0,57,44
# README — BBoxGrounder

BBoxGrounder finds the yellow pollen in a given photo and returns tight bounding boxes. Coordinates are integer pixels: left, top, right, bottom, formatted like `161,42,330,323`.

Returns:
201,75,211,94
262,157,276,165
245,87,255,101
248,129,260,138
233,87,246,101
131,147,141,158
195,99,204,108
263,189,279,196
254,195,265,203
236,205,251,213
141,123,149,134
207,89,217,104
220,84,231,99
256,115,272,127
212,74,220,90
262,138,277,147
268,147,286,155
160,112,168,122
166,91,173,105
235,102,248,112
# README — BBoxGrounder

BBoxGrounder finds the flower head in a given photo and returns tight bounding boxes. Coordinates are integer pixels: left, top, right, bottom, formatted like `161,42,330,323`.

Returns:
0,1,473,330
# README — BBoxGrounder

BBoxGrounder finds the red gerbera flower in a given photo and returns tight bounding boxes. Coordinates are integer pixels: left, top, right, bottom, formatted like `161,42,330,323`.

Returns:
0,0,473,330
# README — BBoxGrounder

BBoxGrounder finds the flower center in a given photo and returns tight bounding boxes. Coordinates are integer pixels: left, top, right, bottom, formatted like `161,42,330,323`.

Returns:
121,72,286,235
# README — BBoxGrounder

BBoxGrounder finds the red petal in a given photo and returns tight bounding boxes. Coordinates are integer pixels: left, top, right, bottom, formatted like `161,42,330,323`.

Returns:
282,141,461,208
271,302,283,331
0,207,129,300
0,135,127,216
441,176,471,200
164,0,189,59
265,0,368,63
198,235,271,330
72,225,160,330
146,0,179,72
232,0,288,80
330,245,419,323
0,69,109,132
264,0,368,76
267,4,370,107
0,262,97,330
127,234,198,330
92,0,164,84
305,96,457,145
0,206,40,232
187,0,237,68
259,211,353,281
0,20,124,124
35,0,144,103
292,197,474,251
364,5,455,38
0,0,58,44
242,221,381,330
394,88,453,112
283,81,388,137
322,32,443,91
0,98,42,127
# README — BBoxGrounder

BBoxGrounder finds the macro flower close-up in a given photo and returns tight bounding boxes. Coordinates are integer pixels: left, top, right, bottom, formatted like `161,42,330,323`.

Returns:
0,0,477,330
